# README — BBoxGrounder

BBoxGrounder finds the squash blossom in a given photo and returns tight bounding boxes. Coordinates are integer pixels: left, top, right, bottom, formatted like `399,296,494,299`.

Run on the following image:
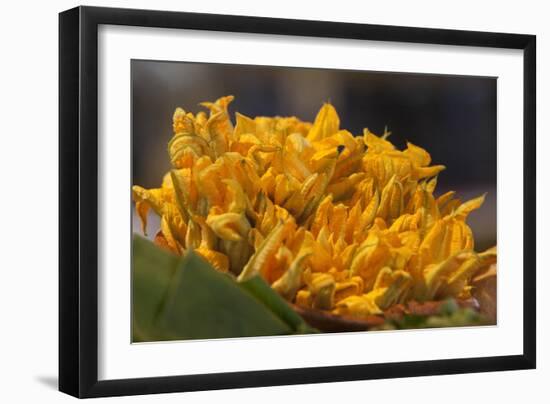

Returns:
133,95,496,319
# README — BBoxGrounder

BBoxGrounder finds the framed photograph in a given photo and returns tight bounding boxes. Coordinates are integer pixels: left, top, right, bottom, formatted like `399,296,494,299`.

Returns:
59,6,536,398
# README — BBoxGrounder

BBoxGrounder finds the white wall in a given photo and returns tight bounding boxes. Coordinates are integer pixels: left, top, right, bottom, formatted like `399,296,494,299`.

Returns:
0,0,546,402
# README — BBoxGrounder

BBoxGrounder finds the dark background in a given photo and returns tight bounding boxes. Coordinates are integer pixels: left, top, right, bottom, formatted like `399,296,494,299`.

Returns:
132,60,496,250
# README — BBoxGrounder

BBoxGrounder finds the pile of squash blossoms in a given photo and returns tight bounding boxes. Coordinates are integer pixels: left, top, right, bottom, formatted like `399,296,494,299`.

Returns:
132,96,496,319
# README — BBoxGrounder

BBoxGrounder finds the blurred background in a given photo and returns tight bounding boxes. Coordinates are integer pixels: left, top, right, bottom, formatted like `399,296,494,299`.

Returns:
132,60,496,250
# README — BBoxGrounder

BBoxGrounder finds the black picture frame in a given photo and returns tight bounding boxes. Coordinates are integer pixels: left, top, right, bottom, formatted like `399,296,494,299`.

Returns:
59,5,536,398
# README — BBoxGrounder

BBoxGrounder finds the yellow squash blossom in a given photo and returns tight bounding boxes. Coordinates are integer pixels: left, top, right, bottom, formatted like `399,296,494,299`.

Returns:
133,96,496,319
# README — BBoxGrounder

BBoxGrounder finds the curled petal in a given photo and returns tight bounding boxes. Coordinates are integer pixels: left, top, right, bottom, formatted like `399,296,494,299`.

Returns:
206,212,251,242
195,246,230,273
333,295,382,317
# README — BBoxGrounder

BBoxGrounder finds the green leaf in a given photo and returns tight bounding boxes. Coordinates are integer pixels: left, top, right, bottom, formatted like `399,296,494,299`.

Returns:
132,236,316,341
156,251,293,340
132,235,179,341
